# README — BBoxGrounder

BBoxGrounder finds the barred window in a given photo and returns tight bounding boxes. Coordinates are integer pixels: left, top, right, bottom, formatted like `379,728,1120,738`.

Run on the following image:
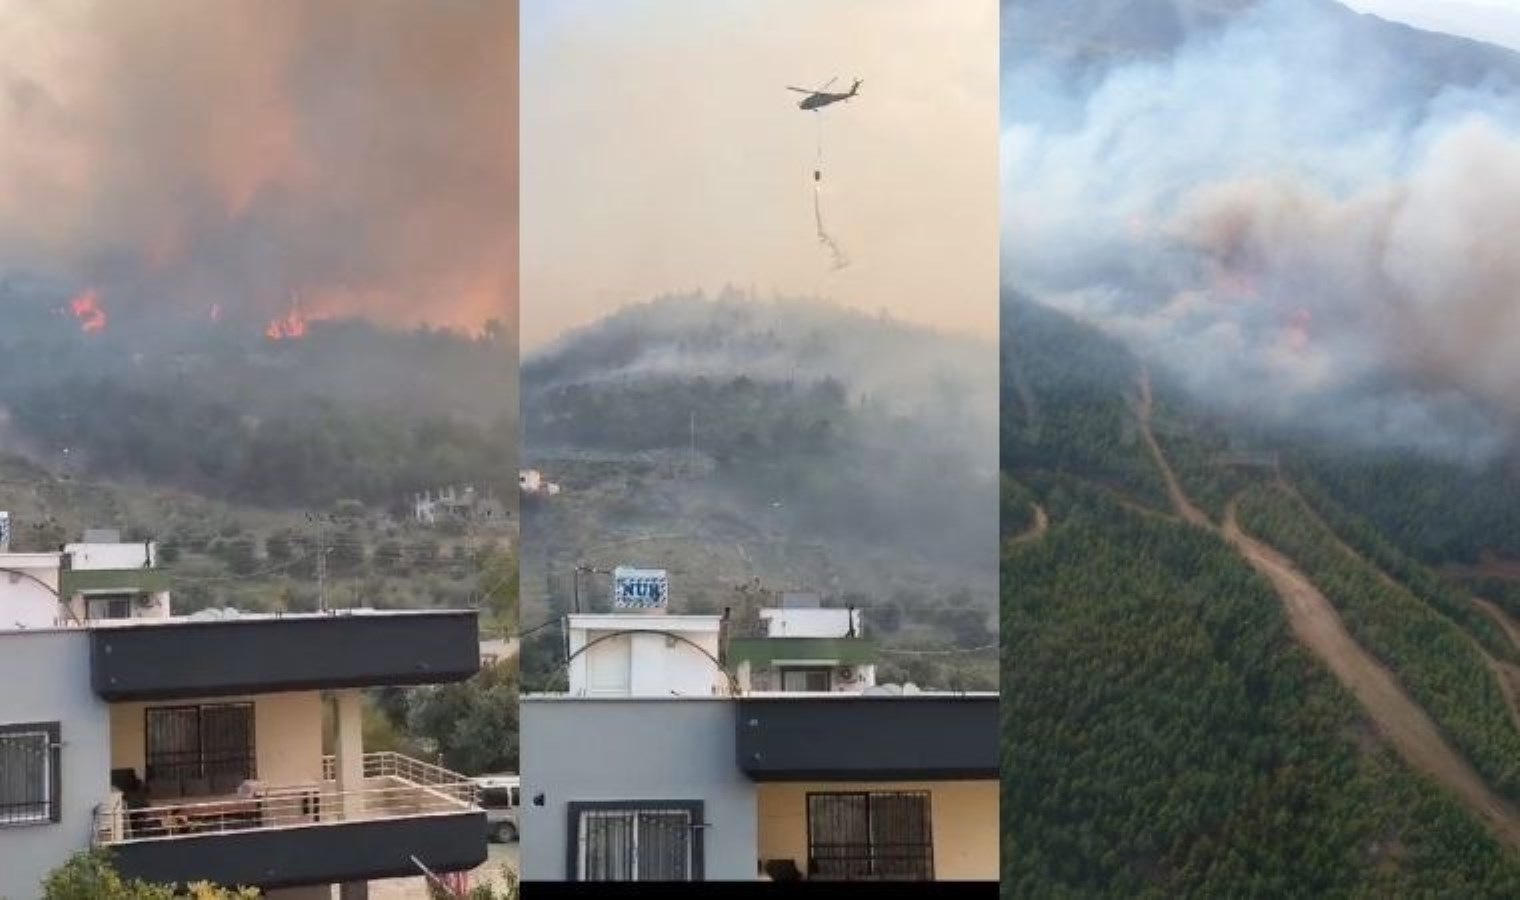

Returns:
0,722,61,827
145,703,255,798
807,791,934,881
571,801,704,881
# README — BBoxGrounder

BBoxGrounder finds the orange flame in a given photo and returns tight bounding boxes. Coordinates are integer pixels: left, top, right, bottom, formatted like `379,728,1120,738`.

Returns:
68,289,107,333
264,307,308,340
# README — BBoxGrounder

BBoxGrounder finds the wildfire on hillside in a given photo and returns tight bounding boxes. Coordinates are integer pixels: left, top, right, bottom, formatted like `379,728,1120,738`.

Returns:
264,305,309,341
68,289,107,333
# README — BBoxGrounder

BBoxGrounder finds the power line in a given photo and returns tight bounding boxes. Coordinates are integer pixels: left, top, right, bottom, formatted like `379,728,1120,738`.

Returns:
517,617,559,639
876,643,998,656
165,552,316,584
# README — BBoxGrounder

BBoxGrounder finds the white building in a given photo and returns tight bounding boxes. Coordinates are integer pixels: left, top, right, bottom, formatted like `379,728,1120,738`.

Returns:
522,607,998,884
2,534,171,630
0,551,66,630
733,604,877,694
518,469,561,497
412,485,507,525
0,528,488,898
566,613,728,697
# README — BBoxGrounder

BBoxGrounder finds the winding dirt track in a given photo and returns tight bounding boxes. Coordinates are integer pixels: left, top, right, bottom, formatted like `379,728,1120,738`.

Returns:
1006,503,1049,549
1133,367,1520,850
1477,599,1520,651
1222,501,1520,850
1135,369,1210,528
1474,599,1520,738
1279,483,1520,741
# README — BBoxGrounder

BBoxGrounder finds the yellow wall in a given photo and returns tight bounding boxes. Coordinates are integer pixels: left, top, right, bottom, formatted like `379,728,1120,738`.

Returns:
109,691,324,787
756,780,998,881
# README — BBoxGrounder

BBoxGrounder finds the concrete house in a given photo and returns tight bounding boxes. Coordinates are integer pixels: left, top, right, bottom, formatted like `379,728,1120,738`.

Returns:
730,599,877,694
0,534,487,899
521,602,998,883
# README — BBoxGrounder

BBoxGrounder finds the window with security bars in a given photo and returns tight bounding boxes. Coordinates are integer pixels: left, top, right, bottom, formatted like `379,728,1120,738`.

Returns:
0,722,60,827
145,703,255,798
572,802,702,881
807,791,934,881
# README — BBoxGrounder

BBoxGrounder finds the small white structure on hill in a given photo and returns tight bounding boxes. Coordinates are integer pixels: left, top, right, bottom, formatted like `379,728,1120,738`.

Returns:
413,485,507,524
519,469,561,497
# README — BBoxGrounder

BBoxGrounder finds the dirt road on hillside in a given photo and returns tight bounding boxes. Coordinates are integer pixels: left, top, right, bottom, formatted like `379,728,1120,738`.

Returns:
1006,504,1049,549
1135,369,1210,528
1221,501,1520,850
1130,364,1520,849
1275,485,1520,741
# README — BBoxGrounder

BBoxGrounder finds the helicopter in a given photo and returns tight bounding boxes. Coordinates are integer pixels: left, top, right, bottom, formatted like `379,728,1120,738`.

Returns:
787,77,862,111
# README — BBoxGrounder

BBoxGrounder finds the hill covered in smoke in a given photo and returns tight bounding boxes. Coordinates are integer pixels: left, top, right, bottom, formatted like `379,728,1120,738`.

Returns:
522,293,997,567
517,293,998,691
524,291,996,442
1003,3,1520,886
1005,0,1520,459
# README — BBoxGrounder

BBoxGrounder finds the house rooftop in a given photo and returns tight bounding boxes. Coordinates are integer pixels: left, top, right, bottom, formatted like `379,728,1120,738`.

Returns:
522,690,998,702
566,613,722,633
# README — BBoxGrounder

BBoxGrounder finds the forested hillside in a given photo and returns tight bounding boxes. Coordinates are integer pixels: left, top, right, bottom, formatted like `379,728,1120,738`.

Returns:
1001,295,1520,894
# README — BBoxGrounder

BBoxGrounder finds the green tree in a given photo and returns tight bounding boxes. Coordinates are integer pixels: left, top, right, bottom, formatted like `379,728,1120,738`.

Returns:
477,548,518,635
407,659,519,774
41,851,258,899
225,538,259,576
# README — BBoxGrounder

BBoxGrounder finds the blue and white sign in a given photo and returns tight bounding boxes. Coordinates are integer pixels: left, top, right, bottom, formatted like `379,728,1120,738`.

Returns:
0,511,9,552
612,566,668,609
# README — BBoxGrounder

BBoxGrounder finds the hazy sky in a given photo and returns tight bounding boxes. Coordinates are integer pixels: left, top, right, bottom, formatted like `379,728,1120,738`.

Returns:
520,0,998,349
0,0,516,331
1344,0,1520,51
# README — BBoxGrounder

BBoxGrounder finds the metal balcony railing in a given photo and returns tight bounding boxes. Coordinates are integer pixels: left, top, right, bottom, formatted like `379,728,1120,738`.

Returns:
93,752,478,846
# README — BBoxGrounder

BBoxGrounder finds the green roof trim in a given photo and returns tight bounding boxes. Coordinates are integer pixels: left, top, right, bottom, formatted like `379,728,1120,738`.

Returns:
60,568,171,596
727,636,876,667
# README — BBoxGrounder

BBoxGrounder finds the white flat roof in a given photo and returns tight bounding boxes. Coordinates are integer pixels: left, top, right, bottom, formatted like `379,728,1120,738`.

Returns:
66,607,477,629
0,552,63,568
522,690,999,702
568,613,721,633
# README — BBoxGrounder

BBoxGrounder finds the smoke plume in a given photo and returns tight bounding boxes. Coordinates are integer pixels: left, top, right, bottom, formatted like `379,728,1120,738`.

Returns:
0,0,517,332
1004,0,1520,457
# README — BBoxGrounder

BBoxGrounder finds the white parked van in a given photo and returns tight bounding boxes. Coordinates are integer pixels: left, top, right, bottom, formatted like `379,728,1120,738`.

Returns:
476,773,520,843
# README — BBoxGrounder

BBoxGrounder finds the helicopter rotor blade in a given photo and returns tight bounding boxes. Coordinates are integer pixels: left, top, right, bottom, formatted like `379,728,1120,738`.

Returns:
819,76,838,91
785,86,815,94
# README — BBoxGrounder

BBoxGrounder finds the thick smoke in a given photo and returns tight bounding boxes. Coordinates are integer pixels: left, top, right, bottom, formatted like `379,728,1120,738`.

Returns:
1004,0,1520,458
0,0,516,330
524,290,999,459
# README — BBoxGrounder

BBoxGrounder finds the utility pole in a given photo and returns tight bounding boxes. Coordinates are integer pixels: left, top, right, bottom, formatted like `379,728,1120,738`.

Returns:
313,515,329,613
